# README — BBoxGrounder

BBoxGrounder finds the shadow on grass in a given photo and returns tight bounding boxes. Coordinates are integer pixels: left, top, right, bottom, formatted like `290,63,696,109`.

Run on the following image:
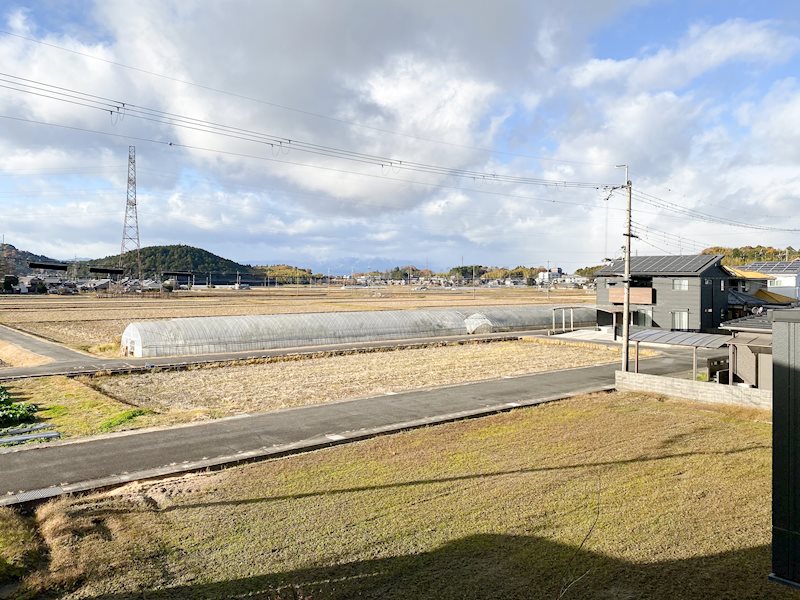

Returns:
79,534,791,600
81,444,767,516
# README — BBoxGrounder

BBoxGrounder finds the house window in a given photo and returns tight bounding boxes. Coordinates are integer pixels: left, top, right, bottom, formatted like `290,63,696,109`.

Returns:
720,280,725,291
673,279,689,291
671,310,689,330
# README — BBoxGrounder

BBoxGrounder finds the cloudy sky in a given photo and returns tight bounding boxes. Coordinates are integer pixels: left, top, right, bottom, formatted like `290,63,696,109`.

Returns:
1,1,800,273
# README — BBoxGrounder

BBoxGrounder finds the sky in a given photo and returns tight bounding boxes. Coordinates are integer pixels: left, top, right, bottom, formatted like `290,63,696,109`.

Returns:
2,0,800,273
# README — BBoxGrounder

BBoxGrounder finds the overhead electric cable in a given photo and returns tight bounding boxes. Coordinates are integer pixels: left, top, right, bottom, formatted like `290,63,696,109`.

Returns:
0,30,616,167
610,188,800,232
0,73,613,189
0,114,614,212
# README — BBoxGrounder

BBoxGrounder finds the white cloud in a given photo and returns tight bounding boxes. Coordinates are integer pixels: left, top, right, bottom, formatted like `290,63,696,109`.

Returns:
571,19,799,92
2,4,800,271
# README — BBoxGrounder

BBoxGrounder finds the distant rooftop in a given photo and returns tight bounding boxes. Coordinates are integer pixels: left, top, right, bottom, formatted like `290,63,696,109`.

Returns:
597,255,724,277
741,260,800,274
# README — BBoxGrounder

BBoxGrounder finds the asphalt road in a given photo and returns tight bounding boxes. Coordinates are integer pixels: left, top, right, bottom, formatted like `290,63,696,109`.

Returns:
0,324,88,363
0,349,699,505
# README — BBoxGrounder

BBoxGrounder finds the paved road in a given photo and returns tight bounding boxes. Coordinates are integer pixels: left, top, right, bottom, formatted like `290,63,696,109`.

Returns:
0,349,702,505
0,330,533,380
0,324,88,363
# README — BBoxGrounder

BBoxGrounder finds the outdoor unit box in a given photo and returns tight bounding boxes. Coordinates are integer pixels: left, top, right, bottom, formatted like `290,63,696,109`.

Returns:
772,309,800,587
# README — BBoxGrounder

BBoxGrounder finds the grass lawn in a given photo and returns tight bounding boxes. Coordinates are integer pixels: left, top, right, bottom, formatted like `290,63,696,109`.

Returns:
4,391,789,599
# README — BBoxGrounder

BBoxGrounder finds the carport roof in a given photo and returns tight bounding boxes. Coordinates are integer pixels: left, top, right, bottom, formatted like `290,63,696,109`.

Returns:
628,328,731,349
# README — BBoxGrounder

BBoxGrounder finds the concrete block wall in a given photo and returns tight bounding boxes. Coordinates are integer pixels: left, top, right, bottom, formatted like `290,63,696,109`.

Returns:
615,370,771,410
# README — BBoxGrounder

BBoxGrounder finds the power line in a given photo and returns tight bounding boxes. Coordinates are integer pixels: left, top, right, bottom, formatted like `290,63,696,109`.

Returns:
609,187,800,232
0,29,617,168
0,73,615,190
630,220,709,252
0,114,617,213
626,188,800,232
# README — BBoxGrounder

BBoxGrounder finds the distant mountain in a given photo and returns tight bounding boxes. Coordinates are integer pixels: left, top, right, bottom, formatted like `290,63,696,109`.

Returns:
85,245,255,277
0,244,61,276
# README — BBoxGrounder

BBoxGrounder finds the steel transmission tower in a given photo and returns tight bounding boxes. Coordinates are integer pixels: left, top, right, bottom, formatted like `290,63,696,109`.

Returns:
119,146,142,280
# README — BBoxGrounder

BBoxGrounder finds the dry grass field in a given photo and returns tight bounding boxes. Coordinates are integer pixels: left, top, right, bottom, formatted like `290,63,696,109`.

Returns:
0,287,593,354
4,391,787,599
92,339,621,417
0,341,52,367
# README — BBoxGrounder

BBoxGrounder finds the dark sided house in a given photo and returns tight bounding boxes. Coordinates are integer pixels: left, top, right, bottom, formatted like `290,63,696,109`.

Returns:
595,255,729,332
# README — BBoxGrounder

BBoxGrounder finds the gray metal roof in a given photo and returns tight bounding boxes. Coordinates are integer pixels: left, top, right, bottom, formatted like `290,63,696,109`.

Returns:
597,254,723,276
729,333,772,348
721,313,773,332
628,328,732,348
727,289,768,306
741,260,800,274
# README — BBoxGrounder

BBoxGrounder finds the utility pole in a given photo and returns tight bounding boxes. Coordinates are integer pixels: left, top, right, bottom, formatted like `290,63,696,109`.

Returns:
618,164,632,372
472,265,476,299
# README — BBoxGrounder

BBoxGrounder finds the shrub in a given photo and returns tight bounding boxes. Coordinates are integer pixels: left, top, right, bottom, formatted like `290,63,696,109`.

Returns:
0,385,38,426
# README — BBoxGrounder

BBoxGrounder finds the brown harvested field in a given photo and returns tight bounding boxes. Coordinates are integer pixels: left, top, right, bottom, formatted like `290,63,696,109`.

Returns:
92,339,623,416
0,286,593,353
6,391,786,599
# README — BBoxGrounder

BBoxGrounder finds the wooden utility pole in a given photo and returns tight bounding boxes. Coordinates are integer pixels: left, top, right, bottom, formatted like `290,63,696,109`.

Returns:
619,165,632,372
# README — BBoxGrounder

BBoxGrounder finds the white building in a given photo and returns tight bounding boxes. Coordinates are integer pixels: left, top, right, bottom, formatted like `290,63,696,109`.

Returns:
742,261,800,299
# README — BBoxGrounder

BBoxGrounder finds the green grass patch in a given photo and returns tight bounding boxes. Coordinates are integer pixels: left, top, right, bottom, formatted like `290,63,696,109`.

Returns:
11,391,787,599
98,408,151,432
3,377,184,439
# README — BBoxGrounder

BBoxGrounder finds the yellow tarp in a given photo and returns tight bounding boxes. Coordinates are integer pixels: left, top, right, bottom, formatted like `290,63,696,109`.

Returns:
754,288,796,304
724,266,774,280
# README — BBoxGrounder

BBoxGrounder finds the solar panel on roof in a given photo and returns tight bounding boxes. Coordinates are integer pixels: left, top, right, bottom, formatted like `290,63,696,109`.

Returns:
598,254,721,275
742,261,800,274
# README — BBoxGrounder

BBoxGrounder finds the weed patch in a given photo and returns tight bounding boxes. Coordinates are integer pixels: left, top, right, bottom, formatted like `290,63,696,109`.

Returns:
99,409,150,432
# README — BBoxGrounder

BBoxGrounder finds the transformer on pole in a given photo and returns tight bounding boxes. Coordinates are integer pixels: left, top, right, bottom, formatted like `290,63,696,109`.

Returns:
120,146,142,281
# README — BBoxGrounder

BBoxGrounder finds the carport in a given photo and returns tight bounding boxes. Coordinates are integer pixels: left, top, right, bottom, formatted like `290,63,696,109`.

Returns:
628,329,732,380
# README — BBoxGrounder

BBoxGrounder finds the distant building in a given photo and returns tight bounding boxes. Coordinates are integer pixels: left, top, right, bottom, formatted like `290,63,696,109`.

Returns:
595,255,729,332
536,268,562,284
740,260,800,299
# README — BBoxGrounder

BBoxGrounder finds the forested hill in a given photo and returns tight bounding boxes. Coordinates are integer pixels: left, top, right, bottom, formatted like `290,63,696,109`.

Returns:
0,244,60,275
86,245,254,276
702,246,800,266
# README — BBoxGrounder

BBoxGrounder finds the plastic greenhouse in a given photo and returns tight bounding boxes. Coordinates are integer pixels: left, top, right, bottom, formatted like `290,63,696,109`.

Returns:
120,305,597,358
